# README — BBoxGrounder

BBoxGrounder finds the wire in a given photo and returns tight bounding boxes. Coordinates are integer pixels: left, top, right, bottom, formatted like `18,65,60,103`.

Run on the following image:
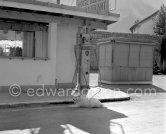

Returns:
81,66,88,86
72,45,88,88
87,46,102,98
90,45,102,86
72,46,79,88
93,45,102,84
91,87,101,98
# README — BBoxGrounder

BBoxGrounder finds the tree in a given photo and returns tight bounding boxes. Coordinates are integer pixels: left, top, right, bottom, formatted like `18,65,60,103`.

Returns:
154,4,166,36
153,4,166,73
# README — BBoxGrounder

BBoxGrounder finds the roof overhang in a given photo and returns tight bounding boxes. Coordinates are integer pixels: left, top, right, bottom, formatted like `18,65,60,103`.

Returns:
0,0,120,27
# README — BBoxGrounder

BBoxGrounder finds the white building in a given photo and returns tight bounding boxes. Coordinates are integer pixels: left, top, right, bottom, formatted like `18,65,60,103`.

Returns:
130,11,159,34
0,0,119,91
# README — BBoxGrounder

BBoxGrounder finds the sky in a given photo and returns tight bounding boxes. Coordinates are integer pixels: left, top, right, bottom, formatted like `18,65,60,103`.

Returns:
41,0,166,33
108,0,166,33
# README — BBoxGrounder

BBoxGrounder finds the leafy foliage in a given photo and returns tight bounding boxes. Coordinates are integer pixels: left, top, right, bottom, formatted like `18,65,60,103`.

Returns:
154,4,166,36
153,4,166,73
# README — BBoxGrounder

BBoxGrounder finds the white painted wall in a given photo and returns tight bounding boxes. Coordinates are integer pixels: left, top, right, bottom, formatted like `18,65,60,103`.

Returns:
133,18,155,35
56,24,77,83
0,59,56,86
138,19,155,35
0,22,77,86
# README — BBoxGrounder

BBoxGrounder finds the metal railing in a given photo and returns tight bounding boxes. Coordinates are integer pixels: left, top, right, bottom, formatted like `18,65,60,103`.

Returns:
59,0,117,11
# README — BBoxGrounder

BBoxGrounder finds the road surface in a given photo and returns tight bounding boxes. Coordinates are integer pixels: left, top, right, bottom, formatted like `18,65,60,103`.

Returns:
0,93,165,134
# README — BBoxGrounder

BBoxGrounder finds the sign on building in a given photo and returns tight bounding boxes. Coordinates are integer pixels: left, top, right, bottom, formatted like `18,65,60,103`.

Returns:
76,0,109,14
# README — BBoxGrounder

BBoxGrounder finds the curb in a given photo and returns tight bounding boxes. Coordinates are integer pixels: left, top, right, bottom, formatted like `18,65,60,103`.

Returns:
99,96,130,102
0,97,130,109
0,100,74,109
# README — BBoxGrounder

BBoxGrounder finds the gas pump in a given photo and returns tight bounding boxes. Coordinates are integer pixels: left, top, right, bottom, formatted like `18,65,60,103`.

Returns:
73,24,93,91
80,44,91,88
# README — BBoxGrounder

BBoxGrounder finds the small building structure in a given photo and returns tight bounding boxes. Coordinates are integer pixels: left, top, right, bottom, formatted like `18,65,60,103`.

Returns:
130,10,166,72
97,35,157,84
0,0,119,90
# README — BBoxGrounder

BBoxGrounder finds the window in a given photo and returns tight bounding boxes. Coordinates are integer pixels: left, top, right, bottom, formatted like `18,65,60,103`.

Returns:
0,21,48,59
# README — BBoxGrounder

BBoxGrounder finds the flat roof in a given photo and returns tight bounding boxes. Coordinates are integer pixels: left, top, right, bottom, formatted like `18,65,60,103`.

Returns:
0,0,120,25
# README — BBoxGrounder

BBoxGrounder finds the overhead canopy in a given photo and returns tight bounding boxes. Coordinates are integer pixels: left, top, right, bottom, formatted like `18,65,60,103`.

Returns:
0,0,120,26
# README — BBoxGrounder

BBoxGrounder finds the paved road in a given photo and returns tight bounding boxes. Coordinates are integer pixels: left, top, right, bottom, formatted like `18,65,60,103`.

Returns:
0,74,165,134
153,75,166,90
0,92,165,134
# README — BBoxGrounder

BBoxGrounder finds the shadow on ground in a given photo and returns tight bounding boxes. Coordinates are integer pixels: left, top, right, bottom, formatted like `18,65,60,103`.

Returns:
0,107,127,134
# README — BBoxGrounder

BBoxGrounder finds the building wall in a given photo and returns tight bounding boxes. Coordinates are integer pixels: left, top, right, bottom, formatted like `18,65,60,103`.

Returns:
0,22,77,87
56,24,77,84
133,19,155,35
